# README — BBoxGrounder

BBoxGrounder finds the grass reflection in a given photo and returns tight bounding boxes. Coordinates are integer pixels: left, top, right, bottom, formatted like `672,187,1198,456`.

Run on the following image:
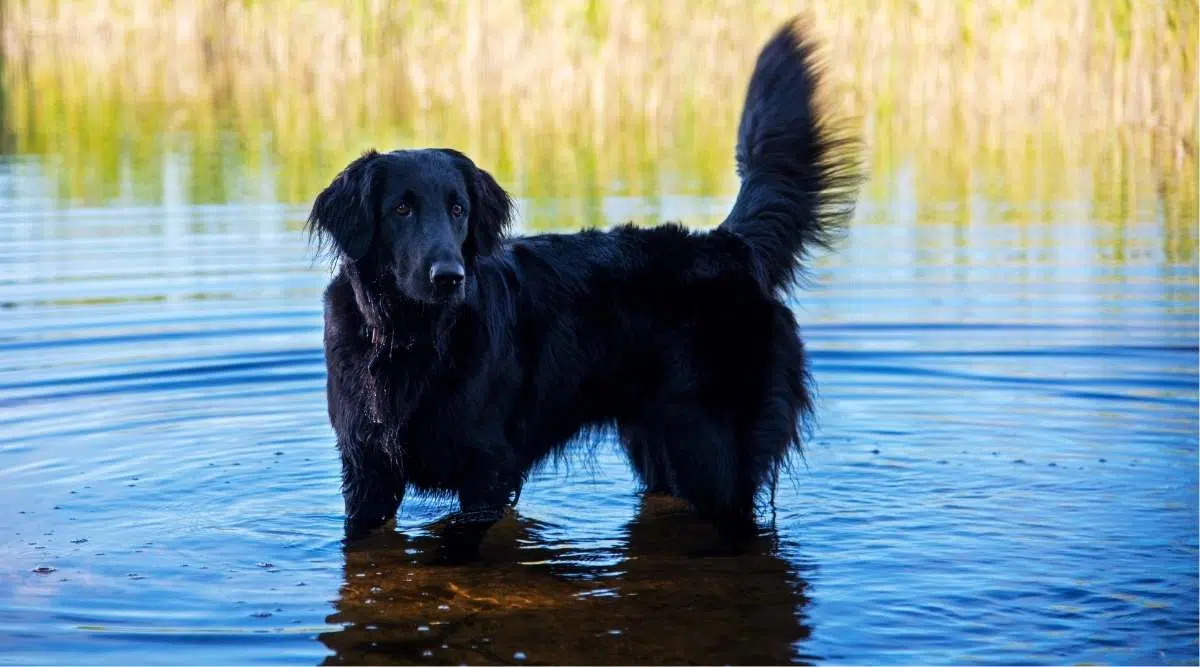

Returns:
0,0,1195,264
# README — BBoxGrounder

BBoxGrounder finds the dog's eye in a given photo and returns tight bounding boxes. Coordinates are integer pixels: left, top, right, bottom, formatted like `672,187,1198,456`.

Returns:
450,203,464,217
396,203,412,217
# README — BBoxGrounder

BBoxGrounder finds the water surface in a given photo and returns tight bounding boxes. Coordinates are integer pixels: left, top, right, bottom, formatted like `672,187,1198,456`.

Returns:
0,147,1197,665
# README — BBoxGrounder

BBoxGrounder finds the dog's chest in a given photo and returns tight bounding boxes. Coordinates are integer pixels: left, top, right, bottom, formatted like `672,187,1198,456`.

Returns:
361,336,437,426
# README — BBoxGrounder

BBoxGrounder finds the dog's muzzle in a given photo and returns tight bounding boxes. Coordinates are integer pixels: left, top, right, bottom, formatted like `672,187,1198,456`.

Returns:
429,260,465,297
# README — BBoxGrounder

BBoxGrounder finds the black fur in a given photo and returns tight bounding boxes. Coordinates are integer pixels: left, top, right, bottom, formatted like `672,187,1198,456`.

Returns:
308,20,860,557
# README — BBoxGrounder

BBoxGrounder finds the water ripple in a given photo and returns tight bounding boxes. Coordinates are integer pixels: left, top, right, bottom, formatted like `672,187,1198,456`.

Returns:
0,196,1196,664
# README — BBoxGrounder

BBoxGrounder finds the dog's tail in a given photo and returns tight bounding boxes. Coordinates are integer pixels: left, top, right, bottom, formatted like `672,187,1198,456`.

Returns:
718,18,861,292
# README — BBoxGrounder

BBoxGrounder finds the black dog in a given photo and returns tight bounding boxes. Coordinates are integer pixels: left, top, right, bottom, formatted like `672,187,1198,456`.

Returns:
309,20,859,556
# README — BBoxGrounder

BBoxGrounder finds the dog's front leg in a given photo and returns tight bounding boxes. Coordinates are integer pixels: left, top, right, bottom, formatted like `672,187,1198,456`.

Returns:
340,439,405,540
434,460,516,563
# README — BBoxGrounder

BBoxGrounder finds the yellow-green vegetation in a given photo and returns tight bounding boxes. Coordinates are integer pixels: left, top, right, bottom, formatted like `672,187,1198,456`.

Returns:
1,0,1195,251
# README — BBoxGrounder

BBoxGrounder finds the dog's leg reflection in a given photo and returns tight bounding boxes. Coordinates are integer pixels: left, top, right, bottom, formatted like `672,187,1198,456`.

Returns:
616,495,807,664
434,508,506,564
433,458,521,564
321,493,811,665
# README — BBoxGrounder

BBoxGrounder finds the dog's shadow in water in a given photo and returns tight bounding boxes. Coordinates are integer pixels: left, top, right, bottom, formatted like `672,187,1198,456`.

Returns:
319,495,812,665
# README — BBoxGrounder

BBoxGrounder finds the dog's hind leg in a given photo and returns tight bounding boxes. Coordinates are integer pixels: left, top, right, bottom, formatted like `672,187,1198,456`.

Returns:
619,423,677,496
640,410,760,551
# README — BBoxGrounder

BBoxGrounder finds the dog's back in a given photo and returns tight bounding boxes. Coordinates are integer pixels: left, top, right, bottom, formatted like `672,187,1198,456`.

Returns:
493,21,859,535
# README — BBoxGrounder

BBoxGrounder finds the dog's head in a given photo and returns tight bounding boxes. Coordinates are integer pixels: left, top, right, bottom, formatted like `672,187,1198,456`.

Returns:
308,148,512,305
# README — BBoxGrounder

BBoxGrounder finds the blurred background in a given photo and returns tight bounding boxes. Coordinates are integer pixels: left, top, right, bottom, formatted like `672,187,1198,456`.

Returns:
0,2,1196,665
2,0,1196,231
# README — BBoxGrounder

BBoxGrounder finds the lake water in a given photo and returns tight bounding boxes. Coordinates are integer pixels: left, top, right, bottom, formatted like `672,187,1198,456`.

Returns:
0,145,1197,665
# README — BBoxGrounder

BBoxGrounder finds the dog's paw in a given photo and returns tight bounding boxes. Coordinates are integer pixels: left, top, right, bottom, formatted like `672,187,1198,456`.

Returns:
431,513,499,565
343,518,383,542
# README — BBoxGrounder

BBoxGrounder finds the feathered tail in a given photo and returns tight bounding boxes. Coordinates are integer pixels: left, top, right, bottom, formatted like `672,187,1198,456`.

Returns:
718,19,861,291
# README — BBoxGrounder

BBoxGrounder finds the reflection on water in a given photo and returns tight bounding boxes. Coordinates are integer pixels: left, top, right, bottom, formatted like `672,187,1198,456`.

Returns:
0,67,1198,664
1,136,1195,663
322,496,806,665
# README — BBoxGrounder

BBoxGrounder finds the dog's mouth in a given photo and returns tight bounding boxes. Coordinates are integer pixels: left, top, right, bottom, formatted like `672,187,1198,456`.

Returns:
387,268,466,305
418,275,466,305
429,285,465,304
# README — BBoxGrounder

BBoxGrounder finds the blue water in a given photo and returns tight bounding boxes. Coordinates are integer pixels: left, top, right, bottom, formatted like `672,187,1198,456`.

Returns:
0,153,1197,665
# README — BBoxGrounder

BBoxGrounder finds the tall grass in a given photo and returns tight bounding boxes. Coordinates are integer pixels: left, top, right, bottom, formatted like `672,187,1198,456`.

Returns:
1,0,1196,239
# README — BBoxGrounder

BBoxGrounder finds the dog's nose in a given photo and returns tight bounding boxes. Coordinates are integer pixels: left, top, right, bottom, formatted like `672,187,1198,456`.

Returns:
429,260,465,290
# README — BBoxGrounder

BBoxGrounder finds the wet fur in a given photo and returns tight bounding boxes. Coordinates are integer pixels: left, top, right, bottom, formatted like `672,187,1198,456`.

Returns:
310,20,860,556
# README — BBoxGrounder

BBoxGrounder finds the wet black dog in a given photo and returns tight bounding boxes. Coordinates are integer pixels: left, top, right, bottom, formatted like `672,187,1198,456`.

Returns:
309,19,859,557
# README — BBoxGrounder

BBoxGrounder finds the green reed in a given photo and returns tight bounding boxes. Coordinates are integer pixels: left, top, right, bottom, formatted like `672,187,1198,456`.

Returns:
1,0,1196,261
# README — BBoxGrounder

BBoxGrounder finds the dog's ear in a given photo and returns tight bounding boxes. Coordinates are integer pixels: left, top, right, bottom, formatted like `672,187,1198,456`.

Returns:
437,149,513,260
308,150,382,262
467,165,513,257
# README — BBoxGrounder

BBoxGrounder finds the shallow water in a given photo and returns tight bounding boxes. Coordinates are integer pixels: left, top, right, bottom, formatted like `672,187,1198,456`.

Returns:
0,149,1197,665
